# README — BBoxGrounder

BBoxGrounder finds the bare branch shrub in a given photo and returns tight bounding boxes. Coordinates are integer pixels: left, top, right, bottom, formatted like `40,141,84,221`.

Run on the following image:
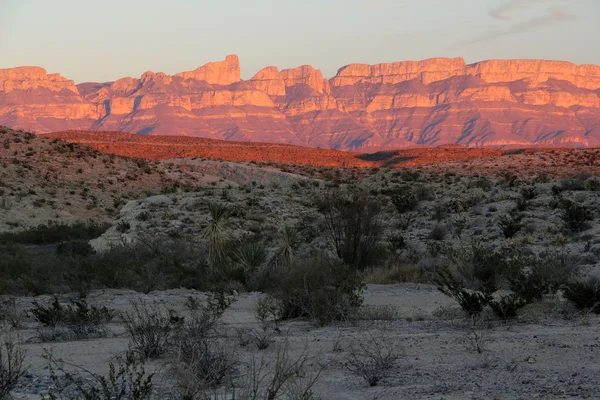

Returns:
42,350,153,400
122,300,182,360
344,333,401,387
0,335,26,400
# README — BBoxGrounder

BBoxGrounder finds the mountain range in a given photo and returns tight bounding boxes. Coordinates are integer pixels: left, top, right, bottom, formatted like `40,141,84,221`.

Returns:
1,55,600,150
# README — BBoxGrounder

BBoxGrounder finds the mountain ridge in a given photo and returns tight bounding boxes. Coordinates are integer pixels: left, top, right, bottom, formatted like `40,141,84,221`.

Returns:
1,55,599,149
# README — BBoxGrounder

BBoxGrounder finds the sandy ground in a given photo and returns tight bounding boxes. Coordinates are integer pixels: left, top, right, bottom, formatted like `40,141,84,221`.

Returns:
4,284,600,400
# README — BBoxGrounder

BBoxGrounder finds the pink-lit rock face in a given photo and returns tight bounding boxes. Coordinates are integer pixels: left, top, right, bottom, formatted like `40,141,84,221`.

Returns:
1,56,600,149
174,55,241,85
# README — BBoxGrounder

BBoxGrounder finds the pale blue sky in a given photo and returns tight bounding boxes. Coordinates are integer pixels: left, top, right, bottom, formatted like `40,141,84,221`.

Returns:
1,0,598,83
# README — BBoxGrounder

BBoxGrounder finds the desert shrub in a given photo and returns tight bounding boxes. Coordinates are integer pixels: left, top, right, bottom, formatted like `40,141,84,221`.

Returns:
497,210,523,238
0,336,26,400
427,224,448,241
234,341,321,400
504,250,579,303
0,220,110,245
116,220,131,233
585,179,600,192
434,266,492,318
468,177,493,191
136,211,150,221
489,295,527,320
390,191,419,214
450,216,468,238
170,337,236,396
55,240,95,257
520,185,537,200
43,350,153,400
344,333,401,387
560,199,592,232
123,300,183,360
0,297,22,329
30,297,115,340
563,278,600,313
270,255,364,325
170,296,236,397
439,241,507,293
560,177,586,192
445,198,470,214
515,197,529,211
318,190,383,269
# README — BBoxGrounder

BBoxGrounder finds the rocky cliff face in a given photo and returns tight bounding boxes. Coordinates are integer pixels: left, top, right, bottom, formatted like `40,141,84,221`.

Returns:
1,55,599,149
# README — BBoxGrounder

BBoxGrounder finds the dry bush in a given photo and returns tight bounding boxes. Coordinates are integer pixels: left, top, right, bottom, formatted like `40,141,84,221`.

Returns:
29,297,115,341
170,337,237,398
170,293,236,397
42,350,153,400
123,300,182,360
0,335,26,400
234,341,323,400
0,297,23,329
344,333,402,387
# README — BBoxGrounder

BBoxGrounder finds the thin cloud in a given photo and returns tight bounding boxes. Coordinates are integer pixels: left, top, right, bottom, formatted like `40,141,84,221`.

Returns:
489,0,576,20
465,7,575,44
359,1,408,9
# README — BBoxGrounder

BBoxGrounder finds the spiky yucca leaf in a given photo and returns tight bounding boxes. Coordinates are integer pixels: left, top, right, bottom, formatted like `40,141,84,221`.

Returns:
201,203,230,268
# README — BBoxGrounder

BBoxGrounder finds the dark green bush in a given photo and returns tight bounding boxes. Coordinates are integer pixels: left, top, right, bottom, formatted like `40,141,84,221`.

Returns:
318,191,383,270
270,256,364,325
520,186,537,200
504,250,579,303
563,279,600,313
497,211,523,238
390,191,419,214
560,199,592,232
434,267,492,317
489,295,527,320
30,297,115,339
55,240,95,257
0,221,109,245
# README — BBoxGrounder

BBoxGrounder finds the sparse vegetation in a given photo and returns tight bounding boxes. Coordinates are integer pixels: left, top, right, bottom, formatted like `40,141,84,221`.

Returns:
0,336,26,400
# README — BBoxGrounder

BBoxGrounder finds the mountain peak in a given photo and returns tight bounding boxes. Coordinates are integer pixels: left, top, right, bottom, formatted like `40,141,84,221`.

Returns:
175,54,241,85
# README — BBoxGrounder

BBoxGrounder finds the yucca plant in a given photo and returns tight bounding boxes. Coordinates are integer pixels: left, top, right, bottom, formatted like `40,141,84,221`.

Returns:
275,226,302,268
235,242,268,273
201,202,230,268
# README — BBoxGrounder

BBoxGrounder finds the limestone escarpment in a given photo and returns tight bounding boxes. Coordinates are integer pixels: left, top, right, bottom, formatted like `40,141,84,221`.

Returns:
1,55,599,149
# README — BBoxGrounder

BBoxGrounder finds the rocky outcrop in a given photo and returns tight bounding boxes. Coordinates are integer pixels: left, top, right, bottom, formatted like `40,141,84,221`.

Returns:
466,60,600,89
1,56,600,149
249,67,286,96
331,57,468,86
280,65,330,95
0,66,102,132
175,55,241,85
